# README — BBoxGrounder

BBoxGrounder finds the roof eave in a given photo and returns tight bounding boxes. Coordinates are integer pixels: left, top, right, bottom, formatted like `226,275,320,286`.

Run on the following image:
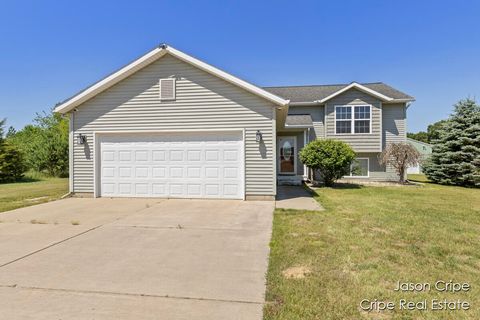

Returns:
54,45,289,114
315,82,395,104
289,101,323,106
54,46,167,114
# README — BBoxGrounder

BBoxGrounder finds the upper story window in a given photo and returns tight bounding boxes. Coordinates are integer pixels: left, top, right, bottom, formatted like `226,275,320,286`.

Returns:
335,105,371,134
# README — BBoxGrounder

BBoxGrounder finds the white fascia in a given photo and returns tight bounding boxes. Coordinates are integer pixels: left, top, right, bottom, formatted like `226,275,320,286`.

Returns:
54,45,289,114
316,82,394,103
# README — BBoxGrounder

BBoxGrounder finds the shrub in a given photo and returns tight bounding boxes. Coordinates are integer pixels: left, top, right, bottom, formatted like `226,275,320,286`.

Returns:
0,142,26,182
299,139,356,187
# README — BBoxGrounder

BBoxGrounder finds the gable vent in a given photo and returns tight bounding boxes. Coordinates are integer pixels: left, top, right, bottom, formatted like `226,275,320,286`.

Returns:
159,78,176,101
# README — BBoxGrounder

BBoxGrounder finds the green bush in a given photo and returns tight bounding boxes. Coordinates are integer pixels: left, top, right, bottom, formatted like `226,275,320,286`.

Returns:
299,139,356,187
0,142,26,182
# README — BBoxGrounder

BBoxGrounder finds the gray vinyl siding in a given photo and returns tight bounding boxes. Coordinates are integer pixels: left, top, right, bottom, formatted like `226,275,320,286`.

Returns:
325,88,382,152
354,153,397,181
342,104,407,181
382,103,407,147
382,103,407,179
71,54,275,196
288,105,325,140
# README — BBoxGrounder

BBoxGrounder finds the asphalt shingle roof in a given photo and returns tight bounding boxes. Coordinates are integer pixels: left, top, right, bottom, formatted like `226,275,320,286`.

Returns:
263,82,413,103
285,115,313,127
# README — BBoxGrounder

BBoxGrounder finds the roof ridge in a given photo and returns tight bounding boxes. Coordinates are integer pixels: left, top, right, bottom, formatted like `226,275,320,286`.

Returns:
263,82,384,88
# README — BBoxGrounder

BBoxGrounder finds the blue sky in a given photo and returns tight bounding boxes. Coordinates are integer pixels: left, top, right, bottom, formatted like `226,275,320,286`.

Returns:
0,0,479,132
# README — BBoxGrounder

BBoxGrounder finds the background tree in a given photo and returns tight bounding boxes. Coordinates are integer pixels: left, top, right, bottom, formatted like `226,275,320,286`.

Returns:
379,142,420,183
0,119,26,182
7,110,69,177
426,120,448,142
299,139,356,187
407,119,448,144
423,99,480,187
407,131,429,143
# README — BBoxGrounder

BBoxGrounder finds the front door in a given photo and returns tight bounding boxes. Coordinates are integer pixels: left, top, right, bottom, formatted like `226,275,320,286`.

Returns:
278,136,296,174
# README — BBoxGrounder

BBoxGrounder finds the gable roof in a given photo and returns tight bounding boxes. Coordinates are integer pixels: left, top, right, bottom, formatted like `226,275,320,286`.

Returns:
54,44,289,114
264,82,414,103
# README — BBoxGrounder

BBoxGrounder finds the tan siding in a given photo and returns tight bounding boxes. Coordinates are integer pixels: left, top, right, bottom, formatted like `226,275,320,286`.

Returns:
325,88,382,152
288,105,325,139
72,54,275,196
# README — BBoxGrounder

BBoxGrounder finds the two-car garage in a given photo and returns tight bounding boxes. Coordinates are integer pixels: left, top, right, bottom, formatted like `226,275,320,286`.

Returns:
57,45,286,200
97,131,244,199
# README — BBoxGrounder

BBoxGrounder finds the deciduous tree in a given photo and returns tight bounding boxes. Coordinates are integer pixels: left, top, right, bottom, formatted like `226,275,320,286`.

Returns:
379,143,420,183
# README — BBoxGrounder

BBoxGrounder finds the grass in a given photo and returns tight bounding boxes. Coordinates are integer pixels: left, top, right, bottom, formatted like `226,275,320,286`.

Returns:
264,175,480,320
408,173,431,183
0,172,68,213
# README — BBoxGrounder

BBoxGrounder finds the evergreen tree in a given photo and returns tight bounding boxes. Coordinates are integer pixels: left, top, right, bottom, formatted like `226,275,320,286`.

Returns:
423,99,480,186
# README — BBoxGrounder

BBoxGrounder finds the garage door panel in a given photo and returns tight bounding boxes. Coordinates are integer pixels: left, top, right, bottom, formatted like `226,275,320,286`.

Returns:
119,151,132,161
99,132,243,199
152,167,166,178
152,151,166,161
134,151,148,161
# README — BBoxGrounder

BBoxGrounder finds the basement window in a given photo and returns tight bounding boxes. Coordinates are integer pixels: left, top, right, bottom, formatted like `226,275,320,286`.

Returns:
159,78,176,101
347,158,369,178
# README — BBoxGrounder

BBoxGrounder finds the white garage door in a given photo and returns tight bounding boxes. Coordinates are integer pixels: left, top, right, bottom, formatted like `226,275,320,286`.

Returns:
98,131,244,199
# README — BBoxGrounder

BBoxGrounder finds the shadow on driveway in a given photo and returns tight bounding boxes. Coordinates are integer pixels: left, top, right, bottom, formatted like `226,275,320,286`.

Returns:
275,186,323,211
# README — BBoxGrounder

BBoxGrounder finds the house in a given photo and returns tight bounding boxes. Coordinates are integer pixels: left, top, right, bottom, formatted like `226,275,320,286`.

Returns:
407,138,432,174
54,44,414,200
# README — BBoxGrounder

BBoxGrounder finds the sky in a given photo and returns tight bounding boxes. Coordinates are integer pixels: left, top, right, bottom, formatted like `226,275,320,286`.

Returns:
0,0,479,132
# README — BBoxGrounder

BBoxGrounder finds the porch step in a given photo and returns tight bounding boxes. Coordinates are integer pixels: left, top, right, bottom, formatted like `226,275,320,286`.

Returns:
277,175,303,186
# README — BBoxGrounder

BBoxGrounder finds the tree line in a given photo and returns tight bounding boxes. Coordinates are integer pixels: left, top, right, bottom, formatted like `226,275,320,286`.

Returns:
0,110,68,182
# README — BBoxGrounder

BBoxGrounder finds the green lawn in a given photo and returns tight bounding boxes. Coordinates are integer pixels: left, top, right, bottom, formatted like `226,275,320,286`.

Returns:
0,174,68,213
265,176,480,320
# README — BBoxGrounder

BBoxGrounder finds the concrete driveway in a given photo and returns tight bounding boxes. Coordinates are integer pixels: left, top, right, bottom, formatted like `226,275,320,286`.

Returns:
0,198,274,319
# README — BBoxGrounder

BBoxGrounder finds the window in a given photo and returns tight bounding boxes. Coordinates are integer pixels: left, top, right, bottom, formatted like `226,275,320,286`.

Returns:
335,105,371,134
335,106,351,133
347,158,369,177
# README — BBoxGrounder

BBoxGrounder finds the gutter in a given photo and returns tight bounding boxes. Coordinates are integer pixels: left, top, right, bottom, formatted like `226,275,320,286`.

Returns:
289,101,323,107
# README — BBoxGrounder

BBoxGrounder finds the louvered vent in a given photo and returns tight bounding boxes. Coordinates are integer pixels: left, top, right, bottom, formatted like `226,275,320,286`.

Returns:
159,78,176,100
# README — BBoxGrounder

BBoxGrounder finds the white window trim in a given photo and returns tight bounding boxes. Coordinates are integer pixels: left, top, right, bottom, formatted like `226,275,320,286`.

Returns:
159,78,176,101
334,104,373,135
346,157,370,178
